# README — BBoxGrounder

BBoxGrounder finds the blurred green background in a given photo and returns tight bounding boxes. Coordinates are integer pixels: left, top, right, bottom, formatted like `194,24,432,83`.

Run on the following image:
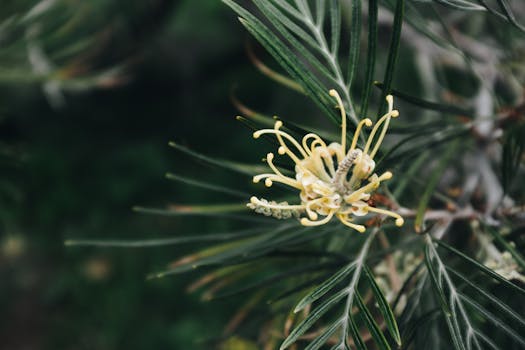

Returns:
0,1,285,348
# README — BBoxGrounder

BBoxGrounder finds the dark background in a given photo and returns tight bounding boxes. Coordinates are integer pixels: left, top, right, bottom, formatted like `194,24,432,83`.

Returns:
0,1,297,349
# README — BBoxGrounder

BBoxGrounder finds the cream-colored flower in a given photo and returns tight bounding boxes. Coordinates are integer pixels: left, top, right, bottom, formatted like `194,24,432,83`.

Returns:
247,89,403,233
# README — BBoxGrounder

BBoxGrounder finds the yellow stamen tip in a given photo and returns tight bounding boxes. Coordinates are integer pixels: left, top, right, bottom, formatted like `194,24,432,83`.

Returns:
395,218,404,227
252,177,260,183
329,89,337,96
391,110,399,117
275,120,283,129
383,171,393,179
300,218,310,225
364,118,373,127
278,146,286,155
253,131,261,139
264,178,273,187
267,153,274,161
356,226,366,233
250,196,258,204
386,95,393,103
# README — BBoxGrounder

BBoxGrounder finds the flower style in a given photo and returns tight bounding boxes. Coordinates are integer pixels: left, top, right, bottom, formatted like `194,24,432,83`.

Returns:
247,89,404,233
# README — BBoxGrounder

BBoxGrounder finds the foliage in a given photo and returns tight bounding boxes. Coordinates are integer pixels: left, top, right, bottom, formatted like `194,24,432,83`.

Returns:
61,0,525,349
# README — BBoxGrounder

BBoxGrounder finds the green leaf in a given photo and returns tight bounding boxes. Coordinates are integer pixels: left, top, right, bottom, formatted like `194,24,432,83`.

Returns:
378,0,404,115
501,123,525,193
169,141,267,175
329,0,341,56
280,288,348,350
374,82,474,117
434,0,486,11
346,0,361,89
494,0,525,32
165,173,249,198
434,239,525,296
294,260,357,312
355,291,391,350
459,294,525,347
304,320,342,350
64,227,266,248
359,0,377,120
348,312,367,350
446,267,525,329
281,230,378,349
364,265,402,346
424,237,469,350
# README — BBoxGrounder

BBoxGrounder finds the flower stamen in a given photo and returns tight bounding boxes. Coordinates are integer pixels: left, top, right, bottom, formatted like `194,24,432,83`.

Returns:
247,90,403,233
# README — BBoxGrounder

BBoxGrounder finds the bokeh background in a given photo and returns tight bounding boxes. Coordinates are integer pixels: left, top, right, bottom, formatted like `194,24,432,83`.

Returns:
0,1,286,349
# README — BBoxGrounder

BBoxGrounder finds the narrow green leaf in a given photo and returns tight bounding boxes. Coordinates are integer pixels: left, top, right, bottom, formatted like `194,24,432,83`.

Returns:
64,227,265,248
281,288,347,349
494,0,525,32
213,262,334,300
132,205,271,223
222,0,337,121
435,0,486,11
378,0,404,115
329,0,341,56
304,320,342,350
294,261,357,312
374,82,474,117
400,309,441,350
253,0,318,52
348,312,367,350
364,265,402,346
424,242,451,315
169,141,267,175
251,0,339,86
238,17,339,123
501,123,525,193
414,140,459,232
359,0,377,119
446,267,525,328
346,0,361,89
355,291,391,350
315,0,326,28
459,293,525,347
434,239,525,296
165,173,249,198
424,238,467,350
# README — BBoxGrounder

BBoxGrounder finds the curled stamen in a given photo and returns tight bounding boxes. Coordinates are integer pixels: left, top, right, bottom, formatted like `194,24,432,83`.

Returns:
344,171,392,203
336,214,366,233
302,133,328,156
300,210,335,226
363,95,399,156
266,153,287,179
253,122,308,160
253,174,301,189
365,206,404,227
248,90,403,232
329,89,347,153
350,118,373,152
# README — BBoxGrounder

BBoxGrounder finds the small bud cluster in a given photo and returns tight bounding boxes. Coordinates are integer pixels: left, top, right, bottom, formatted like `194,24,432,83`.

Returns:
247,198,300,219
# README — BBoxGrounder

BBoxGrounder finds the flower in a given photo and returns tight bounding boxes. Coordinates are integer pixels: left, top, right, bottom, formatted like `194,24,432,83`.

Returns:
247,89,404,233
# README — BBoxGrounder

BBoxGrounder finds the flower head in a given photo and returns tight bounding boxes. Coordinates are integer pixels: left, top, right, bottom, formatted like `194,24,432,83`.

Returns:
247,90,403,233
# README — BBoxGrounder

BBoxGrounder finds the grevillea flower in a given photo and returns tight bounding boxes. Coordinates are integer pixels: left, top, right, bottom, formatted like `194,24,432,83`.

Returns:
247,89,404,233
